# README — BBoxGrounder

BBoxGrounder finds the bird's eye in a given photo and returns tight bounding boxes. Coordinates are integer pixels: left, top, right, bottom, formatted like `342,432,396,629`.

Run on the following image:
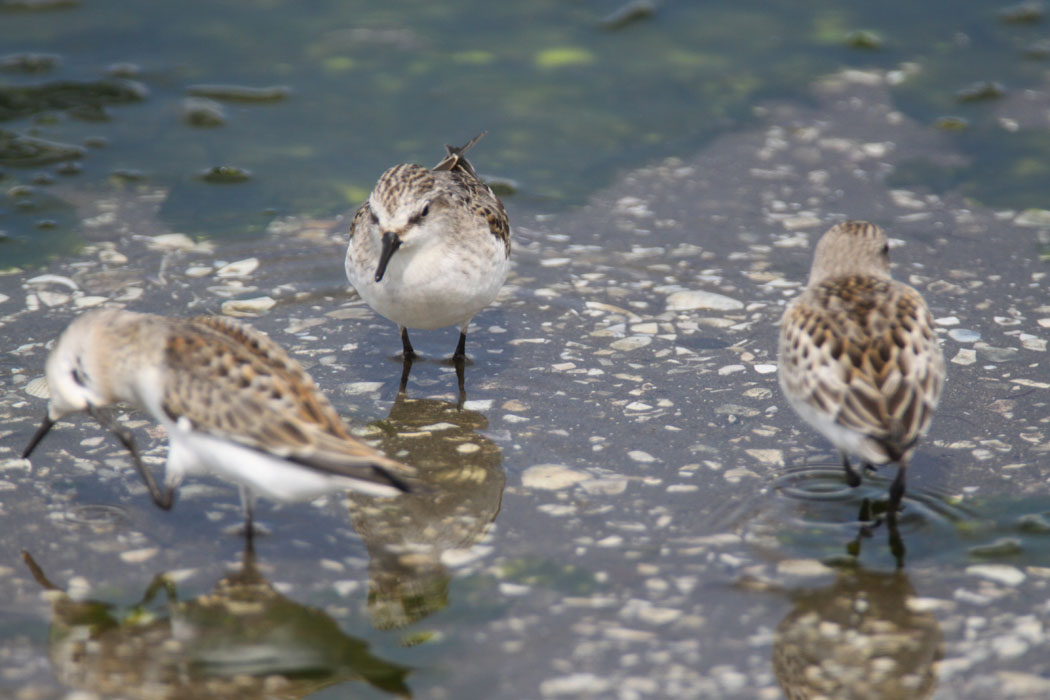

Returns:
421,203,430,217
71,368,86,387
881,244,890,256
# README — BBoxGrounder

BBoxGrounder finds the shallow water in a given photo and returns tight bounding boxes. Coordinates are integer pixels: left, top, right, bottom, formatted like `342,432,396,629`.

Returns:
2,1,1050,699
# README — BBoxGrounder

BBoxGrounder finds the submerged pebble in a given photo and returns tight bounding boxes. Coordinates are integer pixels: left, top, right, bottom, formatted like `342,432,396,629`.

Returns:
186,84,291,102
948,328,980,343
666,290,744,311
522,464,590,490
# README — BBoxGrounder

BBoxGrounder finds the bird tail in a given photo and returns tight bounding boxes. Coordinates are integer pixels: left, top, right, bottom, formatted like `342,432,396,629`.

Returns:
433,131,487,177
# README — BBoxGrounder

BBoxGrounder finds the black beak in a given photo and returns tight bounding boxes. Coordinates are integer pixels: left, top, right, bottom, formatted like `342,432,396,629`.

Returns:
22,410,55,459
374,231,402,283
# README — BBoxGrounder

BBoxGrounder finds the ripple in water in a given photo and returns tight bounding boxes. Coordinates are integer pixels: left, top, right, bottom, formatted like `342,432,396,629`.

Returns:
65,504,133,530
728,463,988,569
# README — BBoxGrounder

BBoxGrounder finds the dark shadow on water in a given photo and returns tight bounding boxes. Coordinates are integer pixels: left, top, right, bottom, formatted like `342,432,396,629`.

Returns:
21,543,413,699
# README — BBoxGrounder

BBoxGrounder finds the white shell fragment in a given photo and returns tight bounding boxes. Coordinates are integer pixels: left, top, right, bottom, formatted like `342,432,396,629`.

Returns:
666,290,744,312
144,233,197,250
26,274,78,290
522,464,590,490
220,296,276,317
215,257,260,278
966,564,1026,587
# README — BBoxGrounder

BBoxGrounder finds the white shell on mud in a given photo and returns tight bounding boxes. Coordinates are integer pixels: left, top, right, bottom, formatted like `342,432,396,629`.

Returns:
215,257,260,278
24,376,50,399
25,274,79,290
221,296,276,317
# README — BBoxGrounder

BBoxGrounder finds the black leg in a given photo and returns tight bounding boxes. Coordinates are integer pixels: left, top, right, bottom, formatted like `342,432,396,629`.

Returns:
841,453,861,487
888,462,907,512
454,331,467,360
87,406,175,510
454,354,467,409
21,411,55,459
398,354,414,395
21,550,60,591
243,519,257,570
886,506,906,569
400,327,416,358
244,499,255,554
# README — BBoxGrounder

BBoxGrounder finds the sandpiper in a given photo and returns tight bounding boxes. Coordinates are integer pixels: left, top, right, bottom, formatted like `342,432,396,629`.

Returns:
22,309,411,530
777,221,945,509
344,132,511,360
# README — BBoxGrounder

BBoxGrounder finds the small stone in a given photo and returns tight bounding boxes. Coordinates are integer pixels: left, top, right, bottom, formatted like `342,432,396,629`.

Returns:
36,290,69,307
999,1,1044,24
969,538,1024,558
974,343,1019,363
753,363,777,374
221,296,276,317
146,233,198,250
26,274,78,290
180,96,226,127
777,559,834,578
73,295,108,308
746,449,783,466
580,478,628,496
215,257,259,278
610,335,651,351
1014,209,1050,227
948,328,980,343
120,547,159,563
956,81,1005,102
522,464,590,490
1020,334,1047,352
966,564,1026,586
344,381,384,394
541,673,611,696
628,450,656,463
951,348,976,365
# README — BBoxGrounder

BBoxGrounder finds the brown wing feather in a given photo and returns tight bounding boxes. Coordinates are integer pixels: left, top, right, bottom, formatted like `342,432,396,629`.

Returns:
161,316,410,483
448,169,511,257
346,201,373,243
781,276,943,454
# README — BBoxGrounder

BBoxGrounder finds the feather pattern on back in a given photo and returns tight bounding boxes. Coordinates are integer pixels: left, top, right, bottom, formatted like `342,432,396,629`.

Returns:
161,316,408,481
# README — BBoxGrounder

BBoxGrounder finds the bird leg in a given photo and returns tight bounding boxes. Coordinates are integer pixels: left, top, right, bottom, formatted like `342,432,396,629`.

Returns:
398,353,415,395
888,460,907,513
454,354,467,409
886,505,906,569
21,411,55,459
400,327,416,359
87,406,174,511
840,453,862,488
454,331,467,360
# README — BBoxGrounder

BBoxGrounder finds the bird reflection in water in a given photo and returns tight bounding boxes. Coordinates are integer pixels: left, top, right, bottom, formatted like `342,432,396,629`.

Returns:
773,568,943,700
21,542,412,699
348,390,505,633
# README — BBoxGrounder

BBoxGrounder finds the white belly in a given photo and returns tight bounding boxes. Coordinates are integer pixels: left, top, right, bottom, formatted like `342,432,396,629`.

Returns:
783,389,892,465
347,233,509,330
164,429,401,502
